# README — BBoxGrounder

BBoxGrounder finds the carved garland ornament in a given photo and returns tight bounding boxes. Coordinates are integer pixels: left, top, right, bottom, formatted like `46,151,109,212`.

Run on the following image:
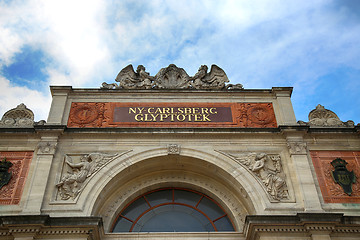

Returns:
219,151,290,202
102,64,244,90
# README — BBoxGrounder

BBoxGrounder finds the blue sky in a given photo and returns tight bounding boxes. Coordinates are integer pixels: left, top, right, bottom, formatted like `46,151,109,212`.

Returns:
0,0,359,124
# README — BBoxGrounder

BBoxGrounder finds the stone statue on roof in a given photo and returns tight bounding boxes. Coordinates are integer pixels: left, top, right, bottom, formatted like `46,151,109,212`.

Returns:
102,64,244,90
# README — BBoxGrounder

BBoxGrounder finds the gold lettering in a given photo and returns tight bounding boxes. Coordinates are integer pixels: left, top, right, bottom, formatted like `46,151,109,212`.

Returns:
201,108,209,114
151,114,159,121
184,108,192,115
131,106,219,123
135,114,143,121
129,108,136,114
144,114,153,121
209,108,217,114
177,114,186,121
170,114,175,122
203,114,211,121
160,114,169,121
154,108,163,114
188,114,193,121
163,108,171,114
194,114,202,121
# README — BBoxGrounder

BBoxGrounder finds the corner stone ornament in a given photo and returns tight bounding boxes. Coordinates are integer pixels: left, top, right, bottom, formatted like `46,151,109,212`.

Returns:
56,152,124,200
0,158,13,190
0,103,46,128
219,151,289,201
298,104,354,127
101,64,244,90
331,158,356,195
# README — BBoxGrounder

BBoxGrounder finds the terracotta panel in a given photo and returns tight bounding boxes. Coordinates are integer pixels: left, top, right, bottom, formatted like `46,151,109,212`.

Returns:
0,151,33,205
310,151,360,203
67,102,277,128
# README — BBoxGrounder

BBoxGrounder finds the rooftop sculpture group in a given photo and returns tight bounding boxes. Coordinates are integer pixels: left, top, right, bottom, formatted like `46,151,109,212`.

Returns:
102,64,244,90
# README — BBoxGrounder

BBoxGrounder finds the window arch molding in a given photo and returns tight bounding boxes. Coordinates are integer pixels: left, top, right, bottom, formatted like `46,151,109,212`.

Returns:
111,187,235,232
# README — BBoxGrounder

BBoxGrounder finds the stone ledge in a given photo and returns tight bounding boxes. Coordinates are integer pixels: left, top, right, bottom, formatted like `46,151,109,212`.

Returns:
244,213,360,240
0,215,103,239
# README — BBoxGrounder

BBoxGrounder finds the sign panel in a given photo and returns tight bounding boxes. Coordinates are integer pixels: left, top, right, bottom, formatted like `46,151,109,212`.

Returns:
67,102,277,128
113,106,233,123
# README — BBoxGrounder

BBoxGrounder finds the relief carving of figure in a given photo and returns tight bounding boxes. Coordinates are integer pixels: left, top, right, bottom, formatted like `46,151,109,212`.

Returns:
57,153,121,200
250,153,287,200
226,152,289,201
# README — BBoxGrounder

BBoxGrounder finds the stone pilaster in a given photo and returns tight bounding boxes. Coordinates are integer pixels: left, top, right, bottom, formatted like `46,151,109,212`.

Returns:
285,130,322,211
22,136,58,214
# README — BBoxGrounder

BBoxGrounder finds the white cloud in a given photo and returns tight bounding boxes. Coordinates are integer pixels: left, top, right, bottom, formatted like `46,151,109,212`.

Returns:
0,0,359,123
0,27,23,66
0,0,112,86
0,77,51,121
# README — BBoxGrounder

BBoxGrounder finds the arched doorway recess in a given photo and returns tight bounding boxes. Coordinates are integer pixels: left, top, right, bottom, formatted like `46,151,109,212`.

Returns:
91,153,257,232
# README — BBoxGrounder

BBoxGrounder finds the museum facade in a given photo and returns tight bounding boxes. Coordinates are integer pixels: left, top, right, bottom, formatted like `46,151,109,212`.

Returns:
0,64,359,239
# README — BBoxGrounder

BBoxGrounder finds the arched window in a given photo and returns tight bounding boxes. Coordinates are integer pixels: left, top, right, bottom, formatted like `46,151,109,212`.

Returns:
112,188,235,232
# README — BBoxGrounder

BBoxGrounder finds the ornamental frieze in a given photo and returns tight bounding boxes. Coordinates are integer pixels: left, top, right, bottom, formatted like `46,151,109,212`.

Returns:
67,102,277,128
218,151,290,202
